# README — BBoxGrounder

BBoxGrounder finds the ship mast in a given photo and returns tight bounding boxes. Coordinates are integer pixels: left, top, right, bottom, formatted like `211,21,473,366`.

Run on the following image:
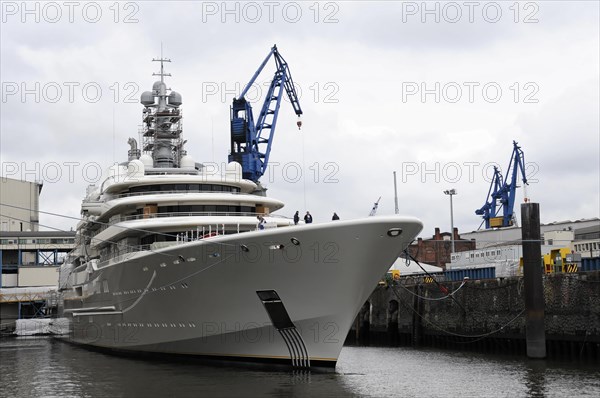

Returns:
139,51,184,168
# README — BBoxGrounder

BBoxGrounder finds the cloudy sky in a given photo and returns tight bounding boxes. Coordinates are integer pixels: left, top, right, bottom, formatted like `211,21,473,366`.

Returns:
1,1,598,236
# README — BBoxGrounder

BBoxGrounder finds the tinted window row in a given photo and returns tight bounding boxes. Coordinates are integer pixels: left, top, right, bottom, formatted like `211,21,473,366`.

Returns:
128,184,241,194
136,205,255,214
1,238,75,244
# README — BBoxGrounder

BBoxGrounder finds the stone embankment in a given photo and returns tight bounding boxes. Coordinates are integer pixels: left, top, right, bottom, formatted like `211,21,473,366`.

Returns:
347,271,600,360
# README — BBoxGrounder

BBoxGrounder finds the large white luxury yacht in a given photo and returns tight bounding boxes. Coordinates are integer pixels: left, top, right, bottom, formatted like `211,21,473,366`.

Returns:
57,54,423,368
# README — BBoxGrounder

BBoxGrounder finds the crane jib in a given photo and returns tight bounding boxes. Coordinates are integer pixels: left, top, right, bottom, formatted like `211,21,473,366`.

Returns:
475,141,529,229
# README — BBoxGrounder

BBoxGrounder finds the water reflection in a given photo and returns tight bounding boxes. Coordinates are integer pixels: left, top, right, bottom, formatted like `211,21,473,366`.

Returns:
523,360,548,397
1,338,599,398
1,338,355,398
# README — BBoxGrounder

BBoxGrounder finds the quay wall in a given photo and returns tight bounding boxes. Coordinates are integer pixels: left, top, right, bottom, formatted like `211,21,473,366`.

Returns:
348,271,600,359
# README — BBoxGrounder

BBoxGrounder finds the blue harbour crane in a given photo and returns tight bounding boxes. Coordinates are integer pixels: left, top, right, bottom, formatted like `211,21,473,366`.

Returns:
229,45,303,182
475,141,529,229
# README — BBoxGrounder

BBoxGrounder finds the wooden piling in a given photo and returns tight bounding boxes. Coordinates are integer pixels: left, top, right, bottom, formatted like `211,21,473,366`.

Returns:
412,285,422,346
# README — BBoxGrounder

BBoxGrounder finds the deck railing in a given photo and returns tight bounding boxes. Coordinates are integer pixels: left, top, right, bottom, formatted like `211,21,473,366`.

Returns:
108,189,244,200
90,212,291,237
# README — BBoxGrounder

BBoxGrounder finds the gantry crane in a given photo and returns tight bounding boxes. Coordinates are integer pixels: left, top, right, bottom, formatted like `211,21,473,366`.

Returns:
229,45,303,182
475,141,529,229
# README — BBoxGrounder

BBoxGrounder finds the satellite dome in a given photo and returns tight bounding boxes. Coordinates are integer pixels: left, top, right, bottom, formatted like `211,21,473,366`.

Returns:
168,91,182,106
127,159,145,179
180,154,195,169
139,154,153,168
141,91,155,105
225,161,242,181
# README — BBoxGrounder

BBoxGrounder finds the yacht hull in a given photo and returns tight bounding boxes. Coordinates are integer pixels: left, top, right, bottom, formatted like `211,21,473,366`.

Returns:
60,216,422,368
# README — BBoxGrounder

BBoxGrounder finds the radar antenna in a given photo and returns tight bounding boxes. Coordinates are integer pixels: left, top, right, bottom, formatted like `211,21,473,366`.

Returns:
152,44,171,83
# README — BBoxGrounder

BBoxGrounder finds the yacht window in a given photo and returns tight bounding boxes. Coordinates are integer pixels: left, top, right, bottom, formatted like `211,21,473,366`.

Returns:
188,184,200,191
205,205,216,212
141,235,155,245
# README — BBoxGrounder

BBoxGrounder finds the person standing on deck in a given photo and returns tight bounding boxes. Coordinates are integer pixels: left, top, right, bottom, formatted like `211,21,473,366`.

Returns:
304,211,313,224
257,215,266,230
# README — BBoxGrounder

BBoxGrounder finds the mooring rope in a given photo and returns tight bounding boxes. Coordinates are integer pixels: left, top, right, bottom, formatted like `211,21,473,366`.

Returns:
390,285,526,342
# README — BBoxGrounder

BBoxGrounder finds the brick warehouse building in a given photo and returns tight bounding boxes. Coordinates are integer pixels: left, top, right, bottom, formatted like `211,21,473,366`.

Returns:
407,227,476,269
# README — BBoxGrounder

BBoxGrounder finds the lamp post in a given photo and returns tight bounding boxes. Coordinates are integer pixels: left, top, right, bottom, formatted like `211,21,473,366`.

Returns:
443,189,457,253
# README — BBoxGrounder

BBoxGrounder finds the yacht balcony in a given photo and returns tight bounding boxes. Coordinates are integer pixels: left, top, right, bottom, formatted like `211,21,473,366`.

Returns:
90,212,293,249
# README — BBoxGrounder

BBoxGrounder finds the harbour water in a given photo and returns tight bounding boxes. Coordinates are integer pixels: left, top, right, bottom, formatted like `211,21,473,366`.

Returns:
1,337,599,397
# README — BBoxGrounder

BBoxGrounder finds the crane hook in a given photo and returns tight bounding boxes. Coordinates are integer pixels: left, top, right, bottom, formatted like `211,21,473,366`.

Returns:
296,117,302,130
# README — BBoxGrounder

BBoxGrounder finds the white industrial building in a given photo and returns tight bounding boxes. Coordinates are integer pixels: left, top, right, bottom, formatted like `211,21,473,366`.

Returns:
448,243,556,277
449,220,600,277
0,177,42,232
460,218,600,250
0,177,75,332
